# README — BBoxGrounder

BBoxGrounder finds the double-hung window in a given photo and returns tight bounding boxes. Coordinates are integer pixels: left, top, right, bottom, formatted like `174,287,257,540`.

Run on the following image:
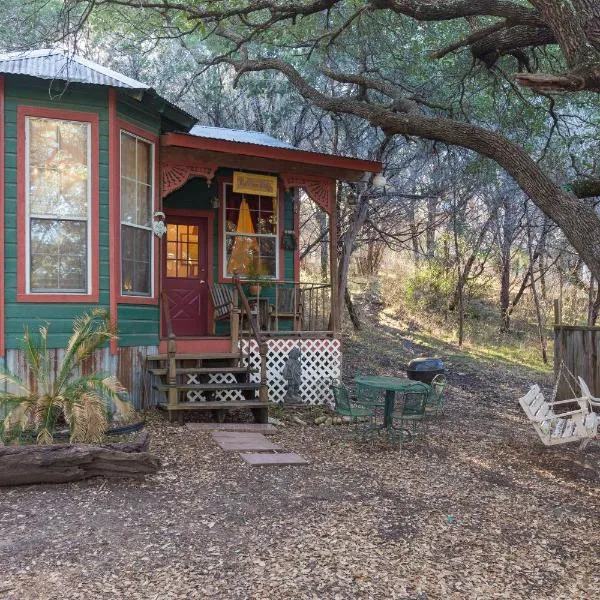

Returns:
223,183,278,279
120,131,154,296
26,116,91,294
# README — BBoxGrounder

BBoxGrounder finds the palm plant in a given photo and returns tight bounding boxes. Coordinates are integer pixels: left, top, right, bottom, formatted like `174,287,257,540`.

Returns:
0,309,134,445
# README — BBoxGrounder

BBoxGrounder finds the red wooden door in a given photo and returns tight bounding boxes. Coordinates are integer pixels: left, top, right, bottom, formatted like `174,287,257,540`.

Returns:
163,215,210,337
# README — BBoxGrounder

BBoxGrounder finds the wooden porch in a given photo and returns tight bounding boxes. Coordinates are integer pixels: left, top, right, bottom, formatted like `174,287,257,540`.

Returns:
149,276,339,420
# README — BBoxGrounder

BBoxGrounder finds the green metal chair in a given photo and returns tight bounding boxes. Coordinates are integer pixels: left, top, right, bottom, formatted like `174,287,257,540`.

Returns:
331,382,373,421
425,374,447,416
392,385,430,441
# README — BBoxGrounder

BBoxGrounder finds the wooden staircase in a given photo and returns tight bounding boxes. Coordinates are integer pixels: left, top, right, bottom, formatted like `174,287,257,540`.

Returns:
151,281,270,423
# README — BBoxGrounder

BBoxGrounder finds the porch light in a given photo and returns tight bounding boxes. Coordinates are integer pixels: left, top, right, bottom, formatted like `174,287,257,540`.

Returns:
211,196,220,209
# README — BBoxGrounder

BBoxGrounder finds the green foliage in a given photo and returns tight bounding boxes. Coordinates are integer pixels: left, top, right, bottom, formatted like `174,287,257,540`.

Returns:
0,310,134,445
404,261,455,311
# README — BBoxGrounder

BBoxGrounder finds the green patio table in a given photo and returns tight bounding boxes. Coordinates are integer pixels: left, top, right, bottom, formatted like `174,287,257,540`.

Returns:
354,375,431,429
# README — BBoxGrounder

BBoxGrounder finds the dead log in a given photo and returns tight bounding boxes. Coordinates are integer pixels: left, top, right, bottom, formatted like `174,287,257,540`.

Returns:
0,431,160,487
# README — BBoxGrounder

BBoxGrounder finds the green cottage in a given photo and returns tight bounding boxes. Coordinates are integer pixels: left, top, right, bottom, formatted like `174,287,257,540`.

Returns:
0,49,381,419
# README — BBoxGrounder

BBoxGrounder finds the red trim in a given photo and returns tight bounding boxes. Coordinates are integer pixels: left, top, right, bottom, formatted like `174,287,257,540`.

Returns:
293,188,300,284
161,132,382,174
0,77,5,356
16,105,100,303
115,119,160,306
217,177,286,283
158,337,231,354
108,90,119,353
160,209,215,338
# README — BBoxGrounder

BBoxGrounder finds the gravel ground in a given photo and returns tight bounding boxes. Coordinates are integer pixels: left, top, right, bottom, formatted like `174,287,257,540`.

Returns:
1,328,599,599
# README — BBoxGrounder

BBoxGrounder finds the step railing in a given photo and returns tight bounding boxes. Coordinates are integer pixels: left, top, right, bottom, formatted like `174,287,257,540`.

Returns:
232,276,268,404
160,289,178,407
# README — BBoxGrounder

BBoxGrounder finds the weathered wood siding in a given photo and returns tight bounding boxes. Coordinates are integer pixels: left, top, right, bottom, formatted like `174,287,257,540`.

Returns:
3,345,161,410
554,325,600,400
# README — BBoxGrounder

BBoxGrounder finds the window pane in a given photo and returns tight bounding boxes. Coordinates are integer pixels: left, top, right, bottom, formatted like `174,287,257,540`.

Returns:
30,219,87,291
136,141,151,185
59,121,87,167
29,119,59,167
121,133,136,179
29,117,88,219
121,225,151,295
137,183,152,227
121,178,136,223
58,169,87,218
29,167,59,214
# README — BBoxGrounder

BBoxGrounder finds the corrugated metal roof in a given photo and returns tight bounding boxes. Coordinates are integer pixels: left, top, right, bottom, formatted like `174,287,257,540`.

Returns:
189,125,296,150
0,49,149,89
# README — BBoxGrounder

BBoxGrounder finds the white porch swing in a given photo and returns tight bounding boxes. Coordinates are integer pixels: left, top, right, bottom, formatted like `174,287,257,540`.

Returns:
519,362,600,449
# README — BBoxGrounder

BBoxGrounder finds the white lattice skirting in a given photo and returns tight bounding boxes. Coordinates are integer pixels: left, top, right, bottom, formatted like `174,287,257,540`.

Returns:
241,338,341,405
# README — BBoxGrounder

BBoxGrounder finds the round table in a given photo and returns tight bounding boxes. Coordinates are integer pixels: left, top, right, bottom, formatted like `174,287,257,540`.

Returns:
354,375,430,428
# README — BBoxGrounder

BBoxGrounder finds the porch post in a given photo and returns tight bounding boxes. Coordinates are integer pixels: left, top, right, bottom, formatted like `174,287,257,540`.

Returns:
329,181,341,336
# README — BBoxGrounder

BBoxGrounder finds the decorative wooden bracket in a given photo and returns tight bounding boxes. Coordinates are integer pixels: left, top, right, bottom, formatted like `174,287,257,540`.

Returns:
161,164,218,198
280,174,334,214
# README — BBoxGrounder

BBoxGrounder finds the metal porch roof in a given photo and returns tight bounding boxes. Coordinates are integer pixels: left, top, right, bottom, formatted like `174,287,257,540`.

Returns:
189,125,297,150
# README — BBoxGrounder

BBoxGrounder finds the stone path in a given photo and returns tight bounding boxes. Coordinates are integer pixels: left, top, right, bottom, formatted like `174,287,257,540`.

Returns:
212,432,282,452
192,425,309,466
185,423,277,433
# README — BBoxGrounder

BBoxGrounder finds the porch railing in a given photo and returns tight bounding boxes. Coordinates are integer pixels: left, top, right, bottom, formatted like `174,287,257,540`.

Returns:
240,279,333,337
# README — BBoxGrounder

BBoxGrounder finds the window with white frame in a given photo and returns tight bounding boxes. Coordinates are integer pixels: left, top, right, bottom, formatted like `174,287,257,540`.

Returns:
223,183,278,279
26,117,90,293
120,131,154,296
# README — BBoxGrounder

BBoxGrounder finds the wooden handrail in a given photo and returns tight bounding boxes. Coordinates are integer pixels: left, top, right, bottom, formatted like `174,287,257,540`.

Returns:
160,289,176,340
160,289,178,407
233,276,268,404
233,276,264,345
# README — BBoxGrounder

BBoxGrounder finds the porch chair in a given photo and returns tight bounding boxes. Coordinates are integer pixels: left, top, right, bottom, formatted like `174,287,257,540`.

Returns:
519,384,598,449
208,283,235,332
425,374,447,417
270,287,304,331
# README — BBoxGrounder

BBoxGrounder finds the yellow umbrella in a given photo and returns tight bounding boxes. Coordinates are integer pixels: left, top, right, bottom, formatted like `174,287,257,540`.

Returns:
228,197,259,275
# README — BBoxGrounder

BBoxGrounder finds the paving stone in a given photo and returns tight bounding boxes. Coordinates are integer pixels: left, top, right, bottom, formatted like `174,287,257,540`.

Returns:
185,423,277,433
212,432,282,452
240,452,309,466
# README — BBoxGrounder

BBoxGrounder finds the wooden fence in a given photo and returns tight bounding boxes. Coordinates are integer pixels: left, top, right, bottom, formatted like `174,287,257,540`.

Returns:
553,295,600,401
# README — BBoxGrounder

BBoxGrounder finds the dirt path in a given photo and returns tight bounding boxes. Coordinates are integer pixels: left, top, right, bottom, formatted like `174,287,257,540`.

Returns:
1,321,599,599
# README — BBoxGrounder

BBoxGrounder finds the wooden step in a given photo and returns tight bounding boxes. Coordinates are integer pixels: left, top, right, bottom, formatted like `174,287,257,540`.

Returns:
153,382,260,392
147,366,253,376
146,352,245,362
159,400,267,411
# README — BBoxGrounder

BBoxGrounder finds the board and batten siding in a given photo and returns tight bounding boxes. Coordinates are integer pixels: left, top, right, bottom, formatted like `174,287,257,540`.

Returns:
2,78,163,350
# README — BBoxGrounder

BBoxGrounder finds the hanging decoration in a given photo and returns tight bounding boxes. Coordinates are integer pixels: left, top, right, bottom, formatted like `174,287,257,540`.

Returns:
152,211,167,238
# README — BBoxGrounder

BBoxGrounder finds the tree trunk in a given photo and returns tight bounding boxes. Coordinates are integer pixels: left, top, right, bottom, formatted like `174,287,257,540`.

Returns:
526,210,548,364
337,192,369,330
317,210,329,281
449,211,495,311
0,432,160,487
344,286,361,330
